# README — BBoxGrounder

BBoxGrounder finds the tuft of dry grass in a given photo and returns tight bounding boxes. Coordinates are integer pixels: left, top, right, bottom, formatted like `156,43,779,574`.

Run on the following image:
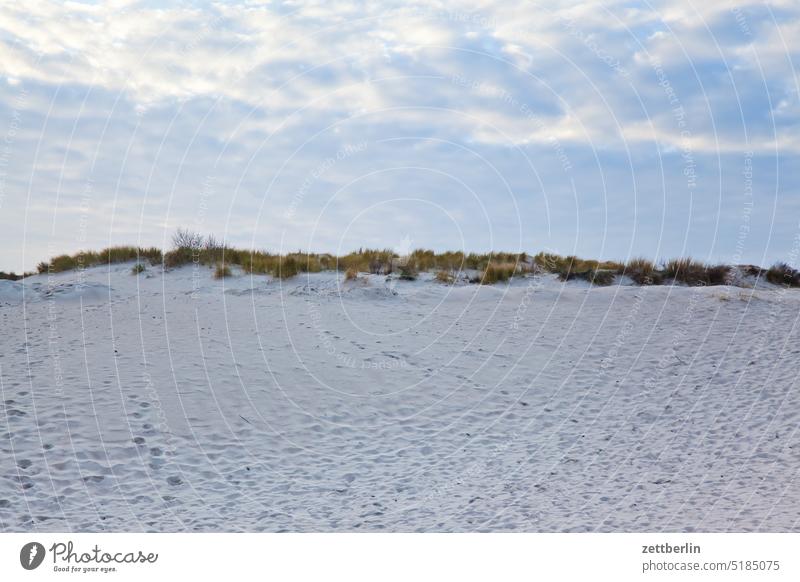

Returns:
435,270,454,284
339,248,395,274
131,263,146,275
664,258,698,280
0,271,31,281
213,263,232,279
478,262,516,284
663,258,731,286
739,264,764,278
587,269,615,286
766,262,800,287
621,258,661,285
398,260,418,281
534,252,622,280
274,256,299,279
29,230,785,292
706,264,732,285
558,268,615,286
38,246,163,274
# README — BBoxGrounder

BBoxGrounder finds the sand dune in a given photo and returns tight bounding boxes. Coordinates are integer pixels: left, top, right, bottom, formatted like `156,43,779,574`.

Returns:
1,262,799,531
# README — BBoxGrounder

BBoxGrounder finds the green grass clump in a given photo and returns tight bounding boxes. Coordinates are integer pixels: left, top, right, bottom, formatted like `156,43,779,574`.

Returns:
131,263,146,275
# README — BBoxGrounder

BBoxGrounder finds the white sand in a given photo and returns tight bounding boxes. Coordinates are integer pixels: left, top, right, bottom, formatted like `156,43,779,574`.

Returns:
1,262,799,532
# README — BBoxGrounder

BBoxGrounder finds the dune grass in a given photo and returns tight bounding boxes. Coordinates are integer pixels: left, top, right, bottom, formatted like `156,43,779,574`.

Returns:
662,258,731,286
618,258,660,285
435,270,454,284
398,261,418,281
213,263,232,279
0,271,33,281
766,262,800,287
534,252,622,285
274,256,299,279
37,246,163,274
476,262,517,284
27,229,800,291
558,268,615,286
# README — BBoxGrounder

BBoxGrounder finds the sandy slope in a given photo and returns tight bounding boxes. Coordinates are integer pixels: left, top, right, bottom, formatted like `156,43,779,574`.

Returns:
1,262,799,532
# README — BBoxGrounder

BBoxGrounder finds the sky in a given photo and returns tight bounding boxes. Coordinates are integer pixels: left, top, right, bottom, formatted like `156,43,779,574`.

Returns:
0,0,798,272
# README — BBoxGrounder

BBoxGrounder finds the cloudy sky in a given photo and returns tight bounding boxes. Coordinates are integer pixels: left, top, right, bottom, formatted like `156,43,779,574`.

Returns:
0,0,798,272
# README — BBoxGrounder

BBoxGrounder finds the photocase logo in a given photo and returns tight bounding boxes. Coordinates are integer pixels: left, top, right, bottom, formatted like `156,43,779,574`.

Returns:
20,542,46,570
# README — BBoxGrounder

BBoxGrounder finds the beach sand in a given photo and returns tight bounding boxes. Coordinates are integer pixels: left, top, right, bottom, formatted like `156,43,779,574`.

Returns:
1,262,799,531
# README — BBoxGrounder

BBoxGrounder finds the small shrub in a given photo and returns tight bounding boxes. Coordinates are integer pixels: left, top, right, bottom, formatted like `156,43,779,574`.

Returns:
131,264,146,275
766,262,800,287
172,228,204,250
164,228,205,268
214,263,232,279
344,267,358,281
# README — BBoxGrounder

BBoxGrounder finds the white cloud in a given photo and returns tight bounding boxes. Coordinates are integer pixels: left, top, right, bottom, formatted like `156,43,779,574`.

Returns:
0,0,798,271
